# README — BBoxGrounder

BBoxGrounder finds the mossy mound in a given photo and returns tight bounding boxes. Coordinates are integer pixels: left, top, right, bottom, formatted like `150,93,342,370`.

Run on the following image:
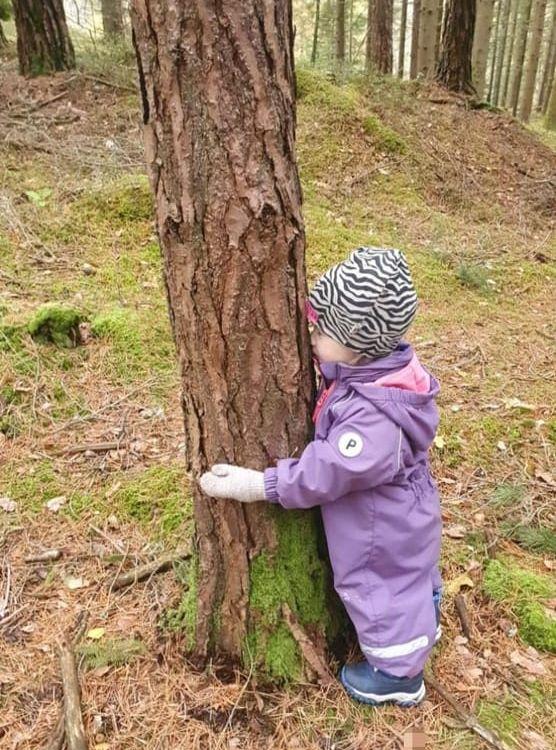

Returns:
28,304,84,348
484,559,556,652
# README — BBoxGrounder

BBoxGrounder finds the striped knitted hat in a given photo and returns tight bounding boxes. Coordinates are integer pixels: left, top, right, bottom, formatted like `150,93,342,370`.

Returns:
306,247,418,358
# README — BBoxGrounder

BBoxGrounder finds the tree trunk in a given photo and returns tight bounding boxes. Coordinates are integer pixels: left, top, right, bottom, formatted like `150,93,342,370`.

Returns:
370,0,394,73
417,0,441,77
536,2,556,111
101,0,124,38
508,0,533,115
366,0,373,70
487,0,502,101
545,64,556,127
519,0,549,120
410,0,422,77
336,0,346,63
0,22,7,47
130,0,336,679
12,0,75,76
501,0,520,105
311,0,321,64
434,0,443,63
473,0,496,99
398,0,409,77
435,0,477,93
491,0,512,104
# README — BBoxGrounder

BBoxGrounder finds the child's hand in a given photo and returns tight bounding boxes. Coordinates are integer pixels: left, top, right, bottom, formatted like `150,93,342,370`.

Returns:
199,464,266,503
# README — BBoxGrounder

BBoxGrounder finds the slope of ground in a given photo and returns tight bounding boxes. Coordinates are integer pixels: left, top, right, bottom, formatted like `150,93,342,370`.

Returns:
0,44,555,750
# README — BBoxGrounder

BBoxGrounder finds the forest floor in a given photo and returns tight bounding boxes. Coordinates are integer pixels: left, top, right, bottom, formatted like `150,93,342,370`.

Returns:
0,40,555,750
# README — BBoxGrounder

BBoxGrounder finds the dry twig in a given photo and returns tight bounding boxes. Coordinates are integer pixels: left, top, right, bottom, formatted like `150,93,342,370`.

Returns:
454,594,472,641
110,549,191,591
425,672,511,750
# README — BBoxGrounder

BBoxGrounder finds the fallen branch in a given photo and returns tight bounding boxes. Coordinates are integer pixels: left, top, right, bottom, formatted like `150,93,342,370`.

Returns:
110,549,191,591
425,671,511,750
60,642,87,750
25,549,62,563
484,528,498,559
81,73,138,93
282,603,335,686
454,593,471,641
58,440,128,456
43,713,65,750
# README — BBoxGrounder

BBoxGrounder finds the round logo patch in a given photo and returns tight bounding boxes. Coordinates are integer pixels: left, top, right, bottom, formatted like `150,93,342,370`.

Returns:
338,431,363,457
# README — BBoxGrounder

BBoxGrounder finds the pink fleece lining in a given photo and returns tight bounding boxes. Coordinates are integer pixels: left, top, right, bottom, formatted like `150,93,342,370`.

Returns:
305,300,319,325
373,354,430,393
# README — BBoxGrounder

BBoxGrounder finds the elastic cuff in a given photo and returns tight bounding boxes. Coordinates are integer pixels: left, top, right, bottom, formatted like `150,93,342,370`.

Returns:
263,468,280,503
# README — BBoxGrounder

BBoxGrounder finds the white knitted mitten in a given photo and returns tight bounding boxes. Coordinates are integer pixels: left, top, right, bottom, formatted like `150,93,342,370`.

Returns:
200,464,266,503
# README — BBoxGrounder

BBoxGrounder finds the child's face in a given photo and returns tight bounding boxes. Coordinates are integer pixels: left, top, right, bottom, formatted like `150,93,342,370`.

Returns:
310,326,361,364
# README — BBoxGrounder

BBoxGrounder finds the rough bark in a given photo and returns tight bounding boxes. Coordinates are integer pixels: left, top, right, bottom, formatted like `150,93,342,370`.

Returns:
473,0,497,98
501,0,520,105
435,0,477,93
545,65,556,127
519,0,549,120
417,0,441,77
130,0,335,678
491,0,513,104
370,0,394,73
410,0,422,77
311,0,321,64
398,0,409,77
12,0,75,76
101,0,125,38
366,0,373,70
336,0,346,63
508,0,534,115
536,2,556,111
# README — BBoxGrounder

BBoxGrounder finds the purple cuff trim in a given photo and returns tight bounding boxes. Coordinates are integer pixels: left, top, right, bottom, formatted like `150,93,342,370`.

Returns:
263,468,280,503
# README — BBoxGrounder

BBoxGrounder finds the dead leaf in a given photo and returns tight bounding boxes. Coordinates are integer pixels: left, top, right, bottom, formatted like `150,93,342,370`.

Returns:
90,665,111,678
45,495,66,512
509,650,547,676
444,524,466,539
433,435,445,449
0,496,17,512
497,440,507,451
446,573,474,597
86,628,105,640
64,576,88,591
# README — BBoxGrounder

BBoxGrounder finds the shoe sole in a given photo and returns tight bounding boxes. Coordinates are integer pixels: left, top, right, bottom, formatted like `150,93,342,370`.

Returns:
340,667,426,707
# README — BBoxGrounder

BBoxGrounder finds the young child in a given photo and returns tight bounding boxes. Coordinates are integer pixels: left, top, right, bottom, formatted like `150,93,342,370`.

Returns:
200,247,442,707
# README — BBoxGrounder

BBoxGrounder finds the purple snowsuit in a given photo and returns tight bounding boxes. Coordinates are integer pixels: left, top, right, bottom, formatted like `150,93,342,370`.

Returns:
263,343,442,678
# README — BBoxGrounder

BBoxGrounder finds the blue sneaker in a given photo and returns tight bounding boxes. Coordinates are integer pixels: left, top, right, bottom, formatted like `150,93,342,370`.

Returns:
433,588,442,643
340,661,425,707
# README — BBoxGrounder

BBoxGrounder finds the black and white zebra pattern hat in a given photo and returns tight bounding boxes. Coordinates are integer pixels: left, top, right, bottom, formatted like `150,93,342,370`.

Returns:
307,247,418,358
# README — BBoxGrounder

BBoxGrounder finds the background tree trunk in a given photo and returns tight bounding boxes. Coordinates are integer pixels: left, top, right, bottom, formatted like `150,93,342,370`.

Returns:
536,1,556,111
410,0,422,77
435,0,477,93
417,0,440,77
12,0,75,76
311,0,321,64
508,0,533,115
130,0,336,679
491,0,512,104
545,64,556,127
473,0,497,99
371,0,394,73
398,0,409,77
487,0,502,101
101,0,125,38
519,0,548,120
366,0,373,70
0,23,7,47
0,0,10,48
336,0,346,63
501,0,520,105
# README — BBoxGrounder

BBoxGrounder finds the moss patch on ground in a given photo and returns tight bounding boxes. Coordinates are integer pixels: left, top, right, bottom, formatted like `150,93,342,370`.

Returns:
483,559,556,652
